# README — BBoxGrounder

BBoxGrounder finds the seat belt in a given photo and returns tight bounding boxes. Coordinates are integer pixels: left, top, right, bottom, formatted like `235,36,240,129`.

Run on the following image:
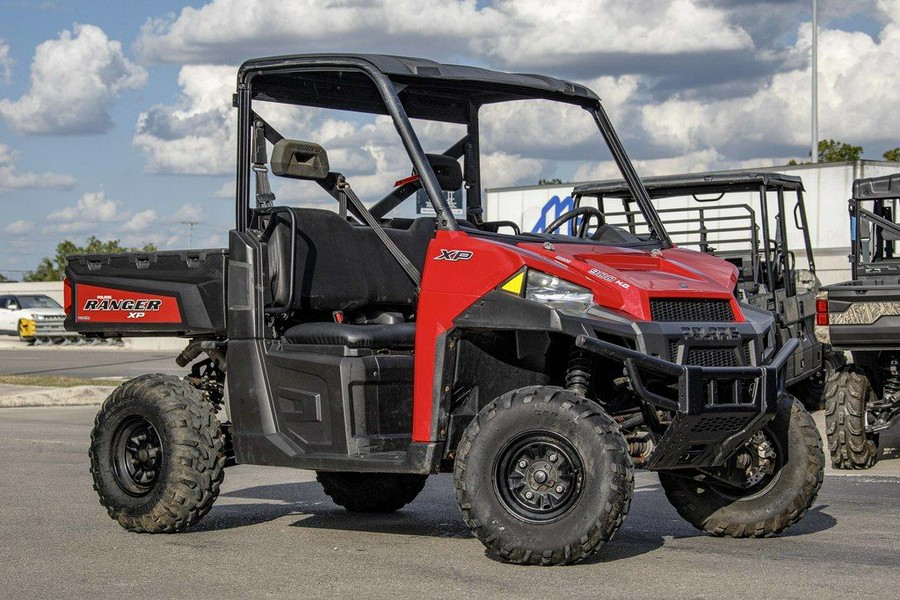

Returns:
336,175,422,292
252,119,275,208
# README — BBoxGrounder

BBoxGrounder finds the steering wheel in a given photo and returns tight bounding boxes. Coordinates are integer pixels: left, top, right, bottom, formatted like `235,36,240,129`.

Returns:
545,206,605,238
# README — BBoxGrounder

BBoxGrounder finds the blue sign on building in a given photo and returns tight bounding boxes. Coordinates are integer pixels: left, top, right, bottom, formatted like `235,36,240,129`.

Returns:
531,195,574,234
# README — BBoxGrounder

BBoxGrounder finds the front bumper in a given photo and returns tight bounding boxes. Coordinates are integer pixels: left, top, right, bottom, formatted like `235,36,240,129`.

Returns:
31,316,79,340
576,334,799,470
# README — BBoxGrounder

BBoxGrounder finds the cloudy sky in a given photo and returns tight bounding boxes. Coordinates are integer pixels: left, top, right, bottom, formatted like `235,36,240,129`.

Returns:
0,0,898,278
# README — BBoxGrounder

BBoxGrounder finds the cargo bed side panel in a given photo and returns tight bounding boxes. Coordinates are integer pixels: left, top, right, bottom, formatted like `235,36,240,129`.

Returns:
64,248,227,336
827,279,900,348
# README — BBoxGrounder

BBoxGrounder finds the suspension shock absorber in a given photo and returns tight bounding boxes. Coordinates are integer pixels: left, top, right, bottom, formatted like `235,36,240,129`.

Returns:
565,349,593,397
883,358,900,401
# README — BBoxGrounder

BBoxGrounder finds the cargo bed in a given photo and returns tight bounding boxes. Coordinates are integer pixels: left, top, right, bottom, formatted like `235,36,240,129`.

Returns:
825,276,900,349
64,248,227,337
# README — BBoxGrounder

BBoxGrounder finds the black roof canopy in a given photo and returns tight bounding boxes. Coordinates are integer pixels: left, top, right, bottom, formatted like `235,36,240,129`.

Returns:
239,54,601,123
573,171,805,199
853,173,900,200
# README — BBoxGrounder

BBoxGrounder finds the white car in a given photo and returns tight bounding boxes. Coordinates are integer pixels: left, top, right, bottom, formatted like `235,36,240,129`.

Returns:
0,293,67,340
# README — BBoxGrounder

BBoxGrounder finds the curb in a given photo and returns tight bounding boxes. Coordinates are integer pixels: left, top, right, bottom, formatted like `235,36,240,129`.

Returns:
0,384,113,408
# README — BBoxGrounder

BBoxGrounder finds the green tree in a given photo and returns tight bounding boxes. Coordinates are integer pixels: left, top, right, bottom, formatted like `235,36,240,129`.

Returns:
538,178,563,185
23,237,157,282
817,139,863,162
883,147,900,162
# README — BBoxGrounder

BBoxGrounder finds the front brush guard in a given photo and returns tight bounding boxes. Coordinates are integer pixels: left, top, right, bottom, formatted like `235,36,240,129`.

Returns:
575,335,799,470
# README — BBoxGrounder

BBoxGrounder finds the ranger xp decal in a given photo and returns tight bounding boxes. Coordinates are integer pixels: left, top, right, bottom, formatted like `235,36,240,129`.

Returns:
435,249,474,262
75,284,181,323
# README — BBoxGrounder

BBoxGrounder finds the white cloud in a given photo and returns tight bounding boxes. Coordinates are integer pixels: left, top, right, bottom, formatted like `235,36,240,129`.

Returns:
640,9,900,161
131,1,900,192
135,0,502,65
0,24,147,134
4,220,34,236
481,152,546,189
0,39,11,84
133,64,234,174
0,143,75,192
135,0,751,74
122,209,157,232
171,204,202,222
49,191,119,225
477,0,752,69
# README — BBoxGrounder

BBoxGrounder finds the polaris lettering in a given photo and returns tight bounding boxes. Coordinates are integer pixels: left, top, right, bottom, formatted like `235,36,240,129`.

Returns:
83,299,163,311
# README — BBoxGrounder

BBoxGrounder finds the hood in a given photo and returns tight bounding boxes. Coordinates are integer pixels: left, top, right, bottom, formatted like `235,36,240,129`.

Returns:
517,242,741,321
21,307,66,318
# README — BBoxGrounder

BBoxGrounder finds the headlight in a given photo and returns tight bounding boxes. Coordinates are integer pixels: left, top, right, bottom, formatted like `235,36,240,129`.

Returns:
32,314,47,321
525,270,594,313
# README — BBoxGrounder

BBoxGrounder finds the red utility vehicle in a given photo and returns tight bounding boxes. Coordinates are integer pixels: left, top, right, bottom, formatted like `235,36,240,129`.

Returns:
66,55,823,565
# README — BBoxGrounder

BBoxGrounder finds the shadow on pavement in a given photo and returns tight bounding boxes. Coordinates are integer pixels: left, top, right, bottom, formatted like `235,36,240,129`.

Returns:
201,477,473,539
201,471,838,552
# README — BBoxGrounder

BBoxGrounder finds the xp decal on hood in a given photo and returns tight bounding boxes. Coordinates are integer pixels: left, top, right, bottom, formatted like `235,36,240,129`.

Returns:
75,283,181,323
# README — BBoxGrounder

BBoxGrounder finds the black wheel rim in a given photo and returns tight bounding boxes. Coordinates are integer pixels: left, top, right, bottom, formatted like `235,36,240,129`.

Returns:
493,431,584,523
707,427,785,501
112,415,164,497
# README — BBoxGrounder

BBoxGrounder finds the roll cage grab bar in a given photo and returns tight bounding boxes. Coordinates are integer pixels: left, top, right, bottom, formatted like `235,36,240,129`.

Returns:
233,57,672,248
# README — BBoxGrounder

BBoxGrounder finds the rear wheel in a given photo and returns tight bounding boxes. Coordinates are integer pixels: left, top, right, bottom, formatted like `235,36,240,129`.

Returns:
454,386,633,565
659,396,824,537
824,369,879,469
89,374,226,532
316,472,428,513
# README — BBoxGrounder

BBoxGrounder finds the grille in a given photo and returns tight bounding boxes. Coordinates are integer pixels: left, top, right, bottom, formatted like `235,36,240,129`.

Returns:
650,299,734,322
686,348,739,368
691,415,750,433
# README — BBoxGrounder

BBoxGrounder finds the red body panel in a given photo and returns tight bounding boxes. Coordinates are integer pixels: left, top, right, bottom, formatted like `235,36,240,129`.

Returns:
411,232,742,442
74,283,182,324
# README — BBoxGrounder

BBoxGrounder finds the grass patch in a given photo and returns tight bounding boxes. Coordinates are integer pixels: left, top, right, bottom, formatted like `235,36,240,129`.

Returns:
0,375,120,388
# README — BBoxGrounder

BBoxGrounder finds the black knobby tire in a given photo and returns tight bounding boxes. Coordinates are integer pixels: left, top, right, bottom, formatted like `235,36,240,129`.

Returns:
316,472,428,513
824,368,879,469
89,374,226,533
454,386,634,566
659,396,824,538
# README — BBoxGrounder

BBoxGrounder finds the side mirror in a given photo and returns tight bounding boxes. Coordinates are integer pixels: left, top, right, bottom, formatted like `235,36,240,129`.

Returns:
270,139,329,181
7,303,18,311
425,154,463,192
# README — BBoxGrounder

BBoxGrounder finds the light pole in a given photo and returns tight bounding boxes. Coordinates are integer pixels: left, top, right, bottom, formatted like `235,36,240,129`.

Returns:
811,0,819,163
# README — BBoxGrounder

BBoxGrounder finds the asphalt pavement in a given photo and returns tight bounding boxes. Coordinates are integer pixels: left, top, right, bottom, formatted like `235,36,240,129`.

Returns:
0,347,186,379
0,406,898,600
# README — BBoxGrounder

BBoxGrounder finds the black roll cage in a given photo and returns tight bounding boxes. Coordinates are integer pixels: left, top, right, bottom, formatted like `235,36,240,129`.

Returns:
850,173,900,278
233,54,671,247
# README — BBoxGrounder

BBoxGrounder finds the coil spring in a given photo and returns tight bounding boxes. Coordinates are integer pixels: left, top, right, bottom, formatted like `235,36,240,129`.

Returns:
884,359,900,399
565,349,593,397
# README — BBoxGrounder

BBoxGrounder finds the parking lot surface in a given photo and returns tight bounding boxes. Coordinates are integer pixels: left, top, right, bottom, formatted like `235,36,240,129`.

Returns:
0,405,898,599
0,348,186,379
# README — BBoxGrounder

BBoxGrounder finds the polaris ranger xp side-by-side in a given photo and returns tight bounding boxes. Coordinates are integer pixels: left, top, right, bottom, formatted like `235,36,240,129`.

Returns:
65,55,824,565
821,173,900,469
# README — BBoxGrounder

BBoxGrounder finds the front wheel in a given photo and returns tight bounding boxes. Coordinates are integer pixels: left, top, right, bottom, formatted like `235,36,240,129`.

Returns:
659,396,824,538
824,368,879,469
454,386,634,565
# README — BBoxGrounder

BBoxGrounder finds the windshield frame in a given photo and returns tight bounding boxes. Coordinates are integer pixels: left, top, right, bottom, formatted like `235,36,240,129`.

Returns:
235,55,673,248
